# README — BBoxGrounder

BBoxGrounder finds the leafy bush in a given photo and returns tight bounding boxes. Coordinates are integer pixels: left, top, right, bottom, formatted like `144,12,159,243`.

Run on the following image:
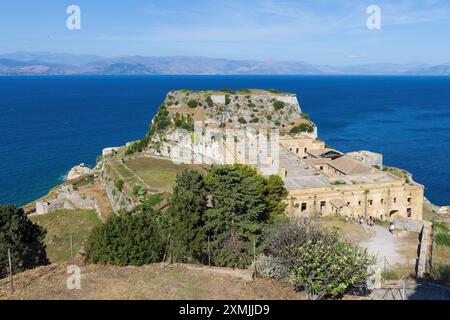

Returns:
126,105,170,155
273,101,285,111
225,95,231,105
0,205,49,278
187,99,198,108
266,221,375,300
289,123,314,135
144,194,164,208
238,117,247,124
250,117,259,123
266,114,272,121
86,209,166,266
174,114,194,132
302,113,310,120
268,88,280,93
255,254,289,280
115,179,124,192
132,185,148,196
206,95,214,108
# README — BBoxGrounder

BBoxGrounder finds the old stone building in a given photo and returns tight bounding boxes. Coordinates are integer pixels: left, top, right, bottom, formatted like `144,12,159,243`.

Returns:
276,136,424,221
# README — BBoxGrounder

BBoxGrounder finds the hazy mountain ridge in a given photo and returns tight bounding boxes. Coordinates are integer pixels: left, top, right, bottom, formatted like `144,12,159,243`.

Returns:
0,52,448,76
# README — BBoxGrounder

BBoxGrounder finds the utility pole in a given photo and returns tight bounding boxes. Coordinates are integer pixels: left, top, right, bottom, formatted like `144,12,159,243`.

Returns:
8,248,14,292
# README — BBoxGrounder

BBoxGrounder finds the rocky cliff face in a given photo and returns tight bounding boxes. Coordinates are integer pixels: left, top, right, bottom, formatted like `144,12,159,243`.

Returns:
143,89,315,158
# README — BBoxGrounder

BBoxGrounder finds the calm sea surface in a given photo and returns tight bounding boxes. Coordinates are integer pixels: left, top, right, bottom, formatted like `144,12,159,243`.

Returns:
1,76,449,206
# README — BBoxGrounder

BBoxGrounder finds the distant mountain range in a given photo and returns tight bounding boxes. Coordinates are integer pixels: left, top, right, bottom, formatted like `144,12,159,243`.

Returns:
0,52,449,76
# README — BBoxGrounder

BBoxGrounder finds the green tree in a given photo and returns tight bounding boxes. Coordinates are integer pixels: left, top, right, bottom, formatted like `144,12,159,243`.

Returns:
86,207,165,266
273,100,285,111
187,99,198,108
203,165,286,268
0,205,48,278
167,170,207,263
264,175,288,222
289,123,314,135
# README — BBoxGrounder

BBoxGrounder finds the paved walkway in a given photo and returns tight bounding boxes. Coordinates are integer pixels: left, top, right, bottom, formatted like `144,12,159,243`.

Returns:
359,225,416,268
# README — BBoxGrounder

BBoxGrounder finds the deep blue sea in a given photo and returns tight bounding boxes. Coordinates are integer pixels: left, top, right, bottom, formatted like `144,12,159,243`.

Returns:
0,76,449,206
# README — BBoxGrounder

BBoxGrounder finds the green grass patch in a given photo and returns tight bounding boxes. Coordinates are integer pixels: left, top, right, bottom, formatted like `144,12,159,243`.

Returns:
431,264,450,284
125,157,196,192
114,161,134,178
31,209,102,263
434,221,450,247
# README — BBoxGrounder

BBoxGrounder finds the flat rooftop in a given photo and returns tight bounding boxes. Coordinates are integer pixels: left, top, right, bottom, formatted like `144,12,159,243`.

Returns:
278,148,399,190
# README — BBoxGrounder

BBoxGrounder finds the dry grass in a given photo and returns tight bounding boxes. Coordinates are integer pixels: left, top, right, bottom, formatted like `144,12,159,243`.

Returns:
317,216,374,242
30,210,102,263
1,263,305,300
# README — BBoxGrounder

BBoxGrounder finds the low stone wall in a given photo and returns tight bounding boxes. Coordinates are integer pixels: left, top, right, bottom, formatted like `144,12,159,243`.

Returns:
34,185,105,220
393,219,433,277
393,219,424,233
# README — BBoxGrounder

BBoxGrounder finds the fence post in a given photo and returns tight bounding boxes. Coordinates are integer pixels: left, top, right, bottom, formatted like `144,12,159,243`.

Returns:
207,236,211,268
8,248,14,292
70,234,74,265
253,240,256,278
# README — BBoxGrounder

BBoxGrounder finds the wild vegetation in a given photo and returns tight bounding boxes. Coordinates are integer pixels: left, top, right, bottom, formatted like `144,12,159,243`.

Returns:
261,221,375,299
289,123,314,135
0,205,49,278
431,221,450,284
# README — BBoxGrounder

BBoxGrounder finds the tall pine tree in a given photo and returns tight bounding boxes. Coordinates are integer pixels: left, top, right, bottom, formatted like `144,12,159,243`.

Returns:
0,205,49,278
167,169,207,263
204,165,269,268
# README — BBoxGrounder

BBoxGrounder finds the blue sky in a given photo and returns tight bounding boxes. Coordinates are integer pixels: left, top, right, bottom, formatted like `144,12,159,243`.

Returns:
0,0,449,65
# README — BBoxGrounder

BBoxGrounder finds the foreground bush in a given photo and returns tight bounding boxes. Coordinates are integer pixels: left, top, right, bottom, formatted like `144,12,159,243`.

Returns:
264,221,375,300
0,205,48,278
86,207,165,266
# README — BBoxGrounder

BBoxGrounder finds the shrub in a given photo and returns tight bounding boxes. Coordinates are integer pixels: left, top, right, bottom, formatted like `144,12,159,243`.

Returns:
268,88,280,94
132,185,148,196
255,254,289,280
0,205,49,278
266,114,272,121
174,114,194,132
115,179,124,192
187,99,198,108
225,95,231,105
250,117,259,123
289,123,314,135
266,221,375,300
86,209,166,266
206,95,214,108
273,101,285,111
238,117,247,124
302,113,310,120
144,194,164,208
